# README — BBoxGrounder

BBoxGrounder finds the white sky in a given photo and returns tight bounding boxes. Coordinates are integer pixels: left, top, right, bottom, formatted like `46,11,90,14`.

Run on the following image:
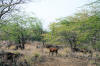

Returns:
22,0,89,30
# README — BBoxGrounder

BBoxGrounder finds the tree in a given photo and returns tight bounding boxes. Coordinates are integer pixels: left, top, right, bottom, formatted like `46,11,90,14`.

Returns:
45,8,100,52
0,0,23,19
0,14,43,50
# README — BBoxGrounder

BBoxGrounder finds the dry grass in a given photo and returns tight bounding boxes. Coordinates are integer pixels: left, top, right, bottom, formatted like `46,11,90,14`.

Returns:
0,43,99,66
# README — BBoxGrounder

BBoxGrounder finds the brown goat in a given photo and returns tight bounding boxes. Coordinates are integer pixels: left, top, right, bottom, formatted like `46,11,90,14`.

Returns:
49,47,59,56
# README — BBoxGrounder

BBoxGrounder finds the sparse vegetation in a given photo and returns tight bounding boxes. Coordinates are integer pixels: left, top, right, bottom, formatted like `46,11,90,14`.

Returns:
0,0,100,66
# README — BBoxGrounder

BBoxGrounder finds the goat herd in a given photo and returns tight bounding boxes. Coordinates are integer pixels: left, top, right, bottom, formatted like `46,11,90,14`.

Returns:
45,44,93,58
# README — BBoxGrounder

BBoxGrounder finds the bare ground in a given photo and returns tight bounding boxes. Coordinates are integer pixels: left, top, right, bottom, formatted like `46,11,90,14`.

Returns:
0,44,97,66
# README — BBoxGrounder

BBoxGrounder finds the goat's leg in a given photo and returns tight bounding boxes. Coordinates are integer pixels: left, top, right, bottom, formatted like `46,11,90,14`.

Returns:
56,52,57,56
52,52,53,56
49,52,51,56
56,51,58,56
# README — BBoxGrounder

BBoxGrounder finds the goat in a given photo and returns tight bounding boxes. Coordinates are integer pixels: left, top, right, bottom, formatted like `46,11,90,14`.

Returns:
72,48,92,58
72,48,91,53
49,47,59,56
45,44,62,56
0,52,23,62
72,48,80,52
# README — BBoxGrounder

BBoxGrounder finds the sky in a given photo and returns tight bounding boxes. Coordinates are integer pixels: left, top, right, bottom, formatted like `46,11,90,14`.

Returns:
22,0,90,30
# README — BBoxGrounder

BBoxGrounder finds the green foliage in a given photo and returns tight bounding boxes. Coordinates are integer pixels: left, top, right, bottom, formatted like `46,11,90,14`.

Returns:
0,14,43,44
43,4,100,50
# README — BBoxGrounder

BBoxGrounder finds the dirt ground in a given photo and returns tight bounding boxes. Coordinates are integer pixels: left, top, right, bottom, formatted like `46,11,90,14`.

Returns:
0,43,98,66
36,56,90,66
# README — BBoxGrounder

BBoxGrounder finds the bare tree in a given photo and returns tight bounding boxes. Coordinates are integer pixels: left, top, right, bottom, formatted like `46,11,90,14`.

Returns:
0,0,29,19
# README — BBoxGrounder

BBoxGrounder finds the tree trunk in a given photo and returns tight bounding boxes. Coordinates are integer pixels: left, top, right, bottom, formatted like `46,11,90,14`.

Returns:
20,30,26,50
0,14,3,19
21,42,25,50
42,40,45,47
68,39,73,51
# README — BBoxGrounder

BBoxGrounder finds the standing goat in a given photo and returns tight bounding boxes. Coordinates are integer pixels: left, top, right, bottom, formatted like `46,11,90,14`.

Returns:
49,47,59,56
